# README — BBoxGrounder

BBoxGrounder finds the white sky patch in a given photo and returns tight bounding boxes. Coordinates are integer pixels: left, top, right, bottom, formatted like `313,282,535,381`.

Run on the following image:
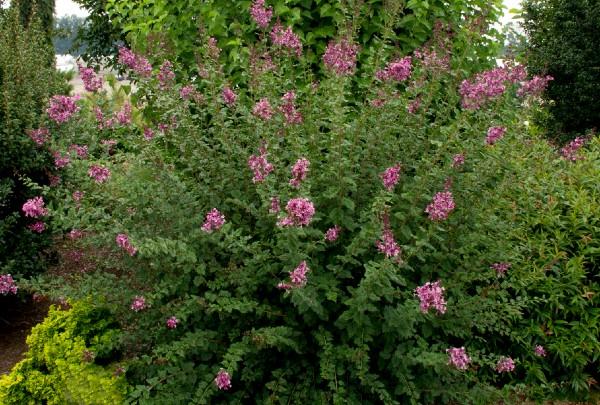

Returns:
56,0,88,17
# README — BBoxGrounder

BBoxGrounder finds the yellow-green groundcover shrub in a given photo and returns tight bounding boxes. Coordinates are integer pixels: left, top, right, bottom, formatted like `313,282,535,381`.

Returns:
0,301,128,405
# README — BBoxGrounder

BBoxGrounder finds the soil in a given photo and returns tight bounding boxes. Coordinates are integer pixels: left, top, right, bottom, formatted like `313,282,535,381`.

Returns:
0,295,50,375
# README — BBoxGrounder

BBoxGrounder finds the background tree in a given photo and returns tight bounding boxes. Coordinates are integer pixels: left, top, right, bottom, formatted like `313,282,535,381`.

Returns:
522,0,600,140
53,15,86,55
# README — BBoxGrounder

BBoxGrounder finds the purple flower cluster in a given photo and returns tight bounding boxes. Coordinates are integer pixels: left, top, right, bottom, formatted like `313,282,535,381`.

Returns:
222,87,237,106
376,56,412,82
270,24,303,57
325,225,340,242
78,63,103,92
415,280,447,315
88,165,111,183
407,98,421,114
560,137,586,161
322,39,360,76
414,48,450,73
278,261,310,290
447,347,471,370
69,229,84,239
269,197,280,213
143,127,155,141
180,85,194,100
201,208,225,233
517,75,553,97
116,233,137,256
118,46,152,77
27,127,50,146
486,126,507,145
115,103,132,126
490,262,511,276
380,164,401,191
22,197,48,218
28,221,46,233
459,67,513,110
277,197,315,227
158,60,176,89
250,0,273,29
69,144,89,159
253,98,273,121
534,345,547,357
376,214,401,258
289,157,309,188
496,356,515,373
54,152,70,169
248,147,274,183
452,153,465,168
0,274,18,295
166,316,179,329
425,191,455,221
215,369,232,390
47,95,80,124
130,296,146,312
279,91,303,124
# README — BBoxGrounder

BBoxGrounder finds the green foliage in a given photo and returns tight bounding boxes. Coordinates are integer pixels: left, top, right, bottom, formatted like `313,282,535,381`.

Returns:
16,0,55,38
522,0,600,139
97,0,504,80
0,301,128,404
0,5,61,278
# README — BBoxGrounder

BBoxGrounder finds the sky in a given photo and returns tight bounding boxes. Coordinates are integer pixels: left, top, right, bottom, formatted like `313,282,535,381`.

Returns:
54,0,523,22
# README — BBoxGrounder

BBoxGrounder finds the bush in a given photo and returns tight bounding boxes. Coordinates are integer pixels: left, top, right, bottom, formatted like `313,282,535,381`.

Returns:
0,301,128,404
522,0,600,139
0,4,62,279
25,5,598,403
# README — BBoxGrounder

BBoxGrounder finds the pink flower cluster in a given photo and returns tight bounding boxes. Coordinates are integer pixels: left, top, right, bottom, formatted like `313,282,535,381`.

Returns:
116,233,137,256
322,39,360,76
560,137,586,161
180,85,194,100
253,98,273,121
130,296,146,312
452,153,465,168
248,147,274,183
88,165,111,183
289,157,309,188
166,316,179,329
53,152,70,169
325,225,340,242
143,127,155,141
490,262,511,276
28,221,46,233
118,46,152,77
279,91,303,124
278,261,310,290
115,103,132,126
69,229,84,239
22,197,48,218
215,369,232,390
407,98,421,114
414,48,450,73
380,164,401,191
376,56,412,82
69,144,89,159
250,0,273,29
517,75,553,97
47,95,80,124
534,345,547,357
425,191,455,221
269,197,280,213
158,60,176,89
78,63,103,92
270,24,302,57
222,87,237,106
27,127,50,146
277,198,315,227
486,126,507,145
459,67,516,110
447,347,471,370
201,208,225,232
496,356,515,373
415,280,447,315
0,274,18,295
376,215,401,258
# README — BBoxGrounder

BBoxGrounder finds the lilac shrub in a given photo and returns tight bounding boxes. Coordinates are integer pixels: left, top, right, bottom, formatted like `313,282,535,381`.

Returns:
34,11,583,404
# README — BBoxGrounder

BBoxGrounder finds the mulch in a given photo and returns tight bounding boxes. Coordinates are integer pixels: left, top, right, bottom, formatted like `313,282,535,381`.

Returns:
0,295,50,375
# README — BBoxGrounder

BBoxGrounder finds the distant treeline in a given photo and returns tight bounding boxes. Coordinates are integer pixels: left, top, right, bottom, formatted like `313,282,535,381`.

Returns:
53,15,86,55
